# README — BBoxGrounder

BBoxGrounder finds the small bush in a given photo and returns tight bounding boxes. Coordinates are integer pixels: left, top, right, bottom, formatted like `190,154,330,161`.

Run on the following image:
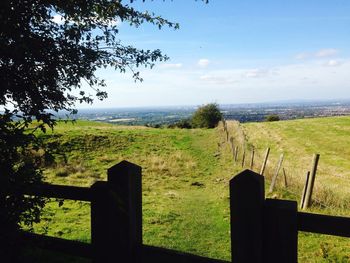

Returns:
265,114,280,122
174,119,192,129
191,103,223,128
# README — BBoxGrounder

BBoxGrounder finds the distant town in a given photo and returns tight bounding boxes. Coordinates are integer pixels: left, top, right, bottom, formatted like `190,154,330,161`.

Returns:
71,100,350,126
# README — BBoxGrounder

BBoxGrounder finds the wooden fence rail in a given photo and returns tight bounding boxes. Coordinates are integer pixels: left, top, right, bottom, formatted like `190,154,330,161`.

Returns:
297,212,350,237
22,184,92,201
9,162,350,263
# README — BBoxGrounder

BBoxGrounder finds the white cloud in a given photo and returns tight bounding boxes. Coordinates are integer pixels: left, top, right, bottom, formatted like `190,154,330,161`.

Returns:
244,69,269,78
199,74,237,85
296,48,339,60
295,52,311,60
52,14,65,25
160,63,183,69
198,59,210,67
315,48,339,58
86,58,350,107
325,59,342,67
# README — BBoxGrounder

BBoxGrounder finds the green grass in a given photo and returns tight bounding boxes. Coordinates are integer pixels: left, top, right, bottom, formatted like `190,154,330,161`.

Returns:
234,117,350,262
22,119,350,262
28,120,238,261
241,116,350,209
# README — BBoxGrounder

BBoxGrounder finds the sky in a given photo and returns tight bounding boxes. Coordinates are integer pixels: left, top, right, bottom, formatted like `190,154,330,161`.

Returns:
81,0,350,108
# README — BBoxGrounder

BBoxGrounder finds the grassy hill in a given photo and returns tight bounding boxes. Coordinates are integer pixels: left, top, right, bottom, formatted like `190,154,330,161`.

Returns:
240,116,350,209
23,119,350,262
29,120,238,261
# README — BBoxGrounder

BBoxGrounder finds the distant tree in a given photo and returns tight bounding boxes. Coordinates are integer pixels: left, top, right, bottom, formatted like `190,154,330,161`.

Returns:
265,114,280,122
191,103,223,128
0,0,207,256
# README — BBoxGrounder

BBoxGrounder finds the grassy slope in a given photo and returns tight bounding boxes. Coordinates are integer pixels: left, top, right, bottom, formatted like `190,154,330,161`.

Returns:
30,120,239,261
25,119,350,262
240,117,350,262
242,116,350,208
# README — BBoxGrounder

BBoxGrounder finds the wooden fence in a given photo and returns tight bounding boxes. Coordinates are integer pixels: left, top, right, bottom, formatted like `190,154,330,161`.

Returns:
16,161,350,263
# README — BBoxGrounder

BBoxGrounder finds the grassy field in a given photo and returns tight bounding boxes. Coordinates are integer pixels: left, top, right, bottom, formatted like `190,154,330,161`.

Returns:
240,116,350,209
22,119,350,262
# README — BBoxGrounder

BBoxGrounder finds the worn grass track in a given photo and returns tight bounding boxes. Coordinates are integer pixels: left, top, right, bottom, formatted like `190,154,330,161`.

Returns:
22,120,350,262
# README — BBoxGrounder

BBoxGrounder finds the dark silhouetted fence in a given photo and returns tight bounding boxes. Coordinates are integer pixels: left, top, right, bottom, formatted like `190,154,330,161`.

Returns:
15,162,350,263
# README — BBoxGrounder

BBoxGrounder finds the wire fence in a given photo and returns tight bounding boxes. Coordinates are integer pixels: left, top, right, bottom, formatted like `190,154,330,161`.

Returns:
220,120,350,210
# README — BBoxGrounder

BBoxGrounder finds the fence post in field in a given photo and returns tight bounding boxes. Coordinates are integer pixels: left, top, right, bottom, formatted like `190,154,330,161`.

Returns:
301,171,310,210
234,146,239,163
282,168,288,188
250,147,255,170
230,137,234,152
304,154,320,209
269,153,284,193
91,161,142,263
260,147,270,176
230,170,265,263
223,119,227,132
241,148,246,168
263,199,298,263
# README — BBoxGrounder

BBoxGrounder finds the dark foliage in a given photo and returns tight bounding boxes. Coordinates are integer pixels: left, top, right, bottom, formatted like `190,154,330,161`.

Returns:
168,119,192,129
0,0,188,127
265,114,280,122
0,112,46,260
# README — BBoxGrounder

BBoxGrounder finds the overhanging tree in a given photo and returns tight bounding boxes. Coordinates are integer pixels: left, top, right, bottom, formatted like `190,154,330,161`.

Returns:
0,0,187,127
0,0,207,250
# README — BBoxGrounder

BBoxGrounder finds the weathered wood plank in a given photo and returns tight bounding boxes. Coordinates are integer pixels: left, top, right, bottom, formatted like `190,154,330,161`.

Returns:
260,148,270,176
282,168,288,188
241,149,246,168
300,171,310,210
268,153,284,193
234,146,238,163
304,154,320,208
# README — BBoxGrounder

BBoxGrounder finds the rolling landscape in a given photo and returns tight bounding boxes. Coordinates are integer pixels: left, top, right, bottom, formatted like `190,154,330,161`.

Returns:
3,1,350,262
70,100,350,126
23,113,350,262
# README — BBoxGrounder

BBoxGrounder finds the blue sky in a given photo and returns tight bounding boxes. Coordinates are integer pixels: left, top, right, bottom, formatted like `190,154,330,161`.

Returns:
82,0,350,108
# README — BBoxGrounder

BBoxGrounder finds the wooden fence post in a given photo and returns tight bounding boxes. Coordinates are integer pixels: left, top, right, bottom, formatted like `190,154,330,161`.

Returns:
230,137,234,152
91,161,142,263
304,154,320,209
241,149,246,168
269,153,284,193
234,146,238,163
301,171,310,210
230,170,265,263
282,168,288,188
91,181,109,263
260,148,270,176
263,199,298,263
250,147,255,170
